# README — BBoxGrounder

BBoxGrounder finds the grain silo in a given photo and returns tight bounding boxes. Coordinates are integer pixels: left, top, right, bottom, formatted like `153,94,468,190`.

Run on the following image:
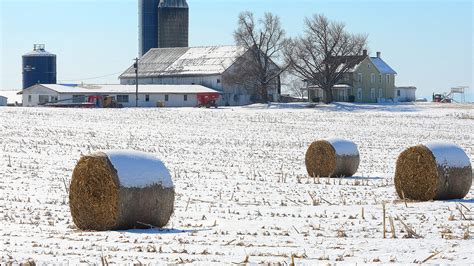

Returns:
22,44,57,89
157,0,189,49
138,0,189,57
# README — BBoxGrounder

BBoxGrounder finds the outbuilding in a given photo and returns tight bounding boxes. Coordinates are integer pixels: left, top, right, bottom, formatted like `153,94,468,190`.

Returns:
0,95,7,106
22,84,220,107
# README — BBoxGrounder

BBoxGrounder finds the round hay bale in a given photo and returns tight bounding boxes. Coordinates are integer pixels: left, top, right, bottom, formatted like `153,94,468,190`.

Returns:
305,138,360,177
69,151,175,231
394,142,472,201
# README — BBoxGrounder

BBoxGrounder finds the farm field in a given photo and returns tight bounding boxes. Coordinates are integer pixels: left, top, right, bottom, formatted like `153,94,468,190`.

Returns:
0,103,473,264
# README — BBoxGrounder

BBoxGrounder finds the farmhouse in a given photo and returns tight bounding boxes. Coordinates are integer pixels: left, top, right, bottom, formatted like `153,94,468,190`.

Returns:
309,51,416,103
22,84,220,107
119,45,281,106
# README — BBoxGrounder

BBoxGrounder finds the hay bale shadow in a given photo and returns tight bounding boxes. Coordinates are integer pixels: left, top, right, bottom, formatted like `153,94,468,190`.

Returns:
123,228,211,235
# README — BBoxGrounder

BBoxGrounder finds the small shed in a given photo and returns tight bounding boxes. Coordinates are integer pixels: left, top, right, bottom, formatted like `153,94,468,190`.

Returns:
395,87,417,102
0,96,7,106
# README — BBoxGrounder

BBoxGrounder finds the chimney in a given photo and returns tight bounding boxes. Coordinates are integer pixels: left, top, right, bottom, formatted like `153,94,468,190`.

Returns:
376,51,381,58
363,49,367,56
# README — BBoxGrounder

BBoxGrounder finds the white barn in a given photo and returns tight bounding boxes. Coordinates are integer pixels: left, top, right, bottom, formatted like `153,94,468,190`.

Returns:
22,84,220,107
119,45,281,106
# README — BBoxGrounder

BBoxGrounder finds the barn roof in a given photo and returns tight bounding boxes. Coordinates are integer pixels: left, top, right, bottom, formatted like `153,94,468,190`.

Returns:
24,84,220,94
119,45,246,79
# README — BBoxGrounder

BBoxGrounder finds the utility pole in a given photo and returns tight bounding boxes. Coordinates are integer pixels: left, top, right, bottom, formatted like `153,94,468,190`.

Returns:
133,57,139,107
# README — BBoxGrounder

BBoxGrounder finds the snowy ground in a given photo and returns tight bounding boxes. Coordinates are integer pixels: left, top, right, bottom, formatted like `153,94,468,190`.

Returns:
0,103,473,264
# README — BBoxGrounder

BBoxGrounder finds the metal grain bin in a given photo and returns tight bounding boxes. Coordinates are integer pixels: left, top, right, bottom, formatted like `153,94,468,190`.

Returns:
22,44,57,89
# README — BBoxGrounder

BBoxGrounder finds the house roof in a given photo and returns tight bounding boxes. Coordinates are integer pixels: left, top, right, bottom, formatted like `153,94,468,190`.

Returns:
370,57,397,75
119,45,246,79
24,84,220,94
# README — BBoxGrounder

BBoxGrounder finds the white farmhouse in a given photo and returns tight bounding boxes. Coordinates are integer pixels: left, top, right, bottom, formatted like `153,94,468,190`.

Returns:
119,45,281,106
22,84,220,107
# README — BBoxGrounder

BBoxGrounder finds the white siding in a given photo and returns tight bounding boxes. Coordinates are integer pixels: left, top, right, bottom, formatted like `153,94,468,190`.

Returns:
22,87,60,107
395,88,416,102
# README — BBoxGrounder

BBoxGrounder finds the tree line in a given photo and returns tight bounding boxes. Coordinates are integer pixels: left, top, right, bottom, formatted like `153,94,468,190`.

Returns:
224,11,368,104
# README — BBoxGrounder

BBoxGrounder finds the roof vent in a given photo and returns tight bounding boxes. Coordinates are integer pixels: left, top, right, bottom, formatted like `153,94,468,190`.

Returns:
33,44,46,51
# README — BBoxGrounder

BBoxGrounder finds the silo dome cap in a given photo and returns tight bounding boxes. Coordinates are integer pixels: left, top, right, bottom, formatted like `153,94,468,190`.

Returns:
23,44,56,57
158,0,188,8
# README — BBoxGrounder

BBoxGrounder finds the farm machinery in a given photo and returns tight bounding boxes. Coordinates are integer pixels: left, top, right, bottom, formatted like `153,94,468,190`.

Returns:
197,93,220,108
43,95,123,108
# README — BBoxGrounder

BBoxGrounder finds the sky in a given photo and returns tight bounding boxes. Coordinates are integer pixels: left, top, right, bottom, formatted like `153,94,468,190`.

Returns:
1,0,473,101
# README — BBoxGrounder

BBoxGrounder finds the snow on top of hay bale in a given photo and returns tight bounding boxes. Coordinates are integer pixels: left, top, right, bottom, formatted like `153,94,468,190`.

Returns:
106,151,173,188
425,142,471,168
327,138,359,156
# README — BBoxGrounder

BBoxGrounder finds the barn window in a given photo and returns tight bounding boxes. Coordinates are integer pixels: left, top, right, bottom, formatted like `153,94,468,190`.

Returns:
165,95,169,102
72,95,86,103
117,95,129,103
217,79,221,84
39,95,49,104
184,95,188,101
28,95,32,103
397,90,401,97
145,95,150,102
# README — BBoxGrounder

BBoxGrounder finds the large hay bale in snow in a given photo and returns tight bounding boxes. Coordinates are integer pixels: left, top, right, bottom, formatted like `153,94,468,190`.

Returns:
305,139,360,177
69,151,175,231
394,142,472,201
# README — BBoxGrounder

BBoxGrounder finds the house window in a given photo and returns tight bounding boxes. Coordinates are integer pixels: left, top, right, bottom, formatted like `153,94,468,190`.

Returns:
51,96,58,103
184,95,188,101
357,88,363,100
28,95,32,103
379,74,382,83
72,95,86,103
117,95,129,103
378,88,383,98
397,90,401,97
357,73,363,82
165,95,169,102
370,88,376,99
145,95,150,102
386,74,390,84
217,79,221,84
371,73,376,84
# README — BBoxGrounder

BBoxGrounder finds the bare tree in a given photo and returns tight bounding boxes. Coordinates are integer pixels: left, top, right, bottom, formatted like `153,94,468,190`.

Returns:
284,14,368,103
282,75,307,99
224,11,288,103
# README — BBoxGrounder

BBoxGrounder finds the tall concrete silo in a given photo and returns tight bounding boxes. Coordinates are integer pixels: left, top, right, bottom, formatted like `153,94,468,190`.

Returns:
157,0,189,49
22,44,57,89
138,0,189,57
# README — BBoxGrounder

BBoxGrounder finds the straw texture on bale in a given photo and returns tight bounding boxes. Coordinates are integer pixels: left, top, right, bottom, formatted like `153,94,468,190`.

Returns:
394,144,472,201
69,152,175,231
305,139,360,177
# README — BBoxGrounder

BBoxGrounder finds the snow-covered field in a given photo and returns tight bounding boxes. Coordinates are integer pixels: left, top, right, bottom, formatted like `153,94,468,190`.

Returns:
0,103,473,264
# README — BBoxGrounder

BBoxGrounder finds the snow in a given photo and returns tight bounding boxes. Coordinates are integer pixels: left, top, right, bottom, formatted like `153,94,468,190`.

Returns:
25,84,219,94
327,138,359,156
0,103,473,264
425,142,472,168
106,150,173,188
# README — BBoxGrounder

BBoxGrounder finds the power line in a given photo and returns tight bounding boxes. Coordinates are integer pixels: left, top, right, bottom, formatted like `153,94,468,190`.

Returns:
57,71,123,82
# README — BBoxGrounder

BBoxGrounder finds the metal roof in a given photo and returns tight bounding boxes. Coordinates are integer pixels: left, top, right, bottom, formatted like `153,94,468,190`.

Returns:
24,84,220,94
158,0,188,8
120,45,245,79
370,57,397,75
